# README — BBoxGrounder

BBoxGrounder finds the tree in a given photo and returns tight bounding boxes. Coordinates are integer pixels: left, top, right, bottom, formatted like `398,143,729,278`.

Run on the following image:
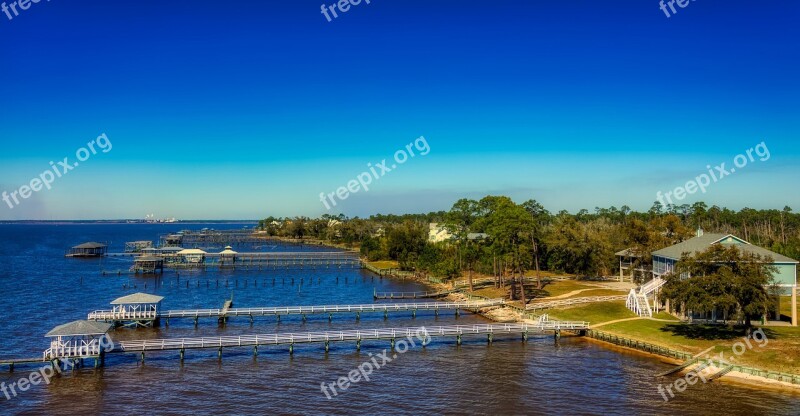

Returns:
661,245,777,328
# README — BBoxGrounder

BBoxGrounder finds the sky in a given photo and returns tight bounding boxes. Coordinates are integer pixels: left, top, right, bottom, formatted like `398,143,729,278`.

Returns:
1,0,798,220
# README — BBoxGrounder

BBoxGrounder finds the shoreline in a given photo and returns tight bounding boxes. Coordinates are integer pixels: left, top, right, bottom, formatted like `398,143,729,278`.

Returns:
369,268,800,394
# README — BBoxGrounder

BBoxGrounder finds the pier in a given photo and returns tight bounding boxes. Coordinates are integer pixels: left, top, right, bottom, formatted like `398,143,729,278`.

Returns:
114,322,590,360
103,251,362,271
87,299,506,325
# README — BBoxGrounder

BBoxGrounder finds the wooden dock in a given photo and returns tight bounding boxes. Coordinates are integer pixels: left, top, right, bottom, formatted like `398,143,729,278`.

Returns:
526,295,628,311
113,321,590,359
373,289,456,300
87,299,506,325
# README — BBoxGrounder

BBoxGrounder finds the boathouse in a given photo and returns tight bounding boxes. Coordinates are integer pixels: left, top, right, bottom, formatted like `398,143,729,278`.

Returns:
651,231,798,326
177,248,206,264
132,256,164,274
107,293,164,327
66,242,107,257
219,246,238,266
125,240,153,253
44,320,113,361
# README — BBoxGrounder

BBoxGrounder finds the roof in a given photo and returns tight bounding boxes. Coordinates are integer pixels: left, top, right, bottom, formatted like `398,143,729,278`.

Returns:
615,248,641,257
111,293,165,304
72,242,107,249
467,233,490,240
177,249,207,255
46,320,112,337
160,246,184,252
220,247,238,255
652,233,798,263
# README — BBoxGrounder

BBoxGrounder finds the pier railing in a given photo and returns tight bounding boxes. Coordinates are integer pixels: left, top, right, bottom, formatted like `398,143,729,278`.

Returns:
88,300,506,321
114,322,589,352
526,295,627,311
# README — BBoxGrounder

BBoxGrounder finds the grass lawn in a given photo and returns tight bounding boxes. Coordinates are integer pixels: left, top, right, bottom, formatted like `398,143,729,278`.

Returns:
367,260,399,270
472,287,507,299
546,301,636,324
534,280,598,298
558,289,628,299
600,317,800,374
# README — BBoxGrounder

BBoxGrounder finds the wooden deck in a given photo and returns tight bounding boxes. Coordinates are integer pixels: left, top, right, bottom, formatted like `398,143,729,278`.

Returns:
87,299,506,323
112,321,590,355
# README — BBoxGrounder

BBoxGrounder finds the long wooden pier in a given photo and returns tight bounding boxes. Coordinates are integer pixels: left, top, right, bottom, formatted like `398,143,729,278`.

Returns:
526,295,627,311
87,299,506,325
373,289,456,300
113,322,590,358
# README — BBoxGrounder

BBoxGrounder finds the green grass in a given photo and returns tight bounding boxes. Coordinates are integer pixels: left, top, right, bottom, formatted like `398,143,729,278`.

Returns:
546,301,636,324
534,280,598,298
559,289,628,299
367,260,399,270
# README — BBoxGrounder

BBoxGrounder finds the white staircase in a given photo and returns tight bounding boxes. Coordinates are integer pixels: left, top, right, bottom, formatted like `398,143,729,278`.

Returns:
626,277,665,317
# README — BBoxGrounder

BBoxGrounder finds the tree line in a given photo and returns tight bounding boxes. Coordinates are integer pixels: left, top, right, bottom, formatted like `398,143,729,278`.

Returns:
257,197,800,283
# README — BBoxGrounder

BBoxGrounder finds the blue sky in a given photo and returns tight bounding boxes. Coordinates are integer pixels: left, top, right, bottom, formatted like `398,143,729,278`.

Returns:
1,0,798,219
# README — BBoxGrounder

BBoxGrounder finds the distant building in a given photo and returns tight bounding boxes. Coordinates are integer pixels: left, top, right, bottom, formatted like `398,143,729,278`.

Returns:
66,242,107,257
428,223,453,243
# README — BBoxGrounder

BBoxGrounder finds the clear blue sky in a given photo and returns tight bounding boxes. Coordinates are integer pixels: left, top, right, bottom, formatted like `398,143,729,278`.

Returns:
1,0,798,220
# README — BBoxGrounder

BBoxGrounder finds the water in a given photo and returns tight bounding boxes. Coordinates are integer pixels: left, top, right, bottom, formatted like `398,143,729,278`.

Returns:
1,224,799,415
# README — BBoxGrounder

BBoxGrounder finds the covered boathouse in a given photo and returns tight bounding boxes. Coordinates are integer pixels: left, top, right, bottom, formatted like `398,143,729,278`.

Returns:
66,242,107,257
44,320,113,365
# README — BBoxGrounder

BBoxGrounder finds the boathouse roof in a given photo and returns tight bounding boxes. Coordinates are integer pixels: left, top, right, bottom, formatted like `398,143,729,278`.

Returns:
220,246,238,255
72,242,107,249
46,320,113,337
177,248,207,255
111,293,165,305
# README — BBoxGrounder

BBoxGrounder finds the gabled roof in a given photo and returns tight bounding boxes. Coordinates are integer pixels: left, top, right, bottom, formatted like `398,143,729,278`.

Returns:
652,233,798,263
46,320,112,337
72,242,107,249
111,293,165,304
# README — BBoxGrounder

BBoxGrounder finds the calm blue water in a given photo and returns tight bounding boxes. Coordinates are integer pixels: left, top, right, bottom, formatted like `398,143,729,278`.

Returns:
1,224,799,415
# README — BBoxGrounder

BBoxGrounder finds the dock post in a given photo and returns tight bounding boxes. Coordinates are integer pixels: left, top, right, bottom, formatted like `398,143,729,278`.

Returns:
9,363,13,372
250,315,254,325
356,339,361,351
384,310,388,320
329,313,332,322
412,309,416,318
289,343,294,355
253,346,258,357
356,312,360,321
325,341,329,352
488,333,493,344
554,329,561,340
277,315,281,323
390,338,395,349
165,318,169,327
455,309,460,318
456,335,462,346
522,331,528,342
194,316,198,328
180,349,184,362
218,347,222,359
302,314,307,323
141,352,145,364
435,309,438,317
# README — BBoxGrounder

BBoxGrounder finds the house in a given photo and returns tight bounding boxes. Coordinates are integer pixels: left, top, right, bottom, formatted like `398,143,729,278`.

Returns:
428,223,453,243
626,229,798,325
